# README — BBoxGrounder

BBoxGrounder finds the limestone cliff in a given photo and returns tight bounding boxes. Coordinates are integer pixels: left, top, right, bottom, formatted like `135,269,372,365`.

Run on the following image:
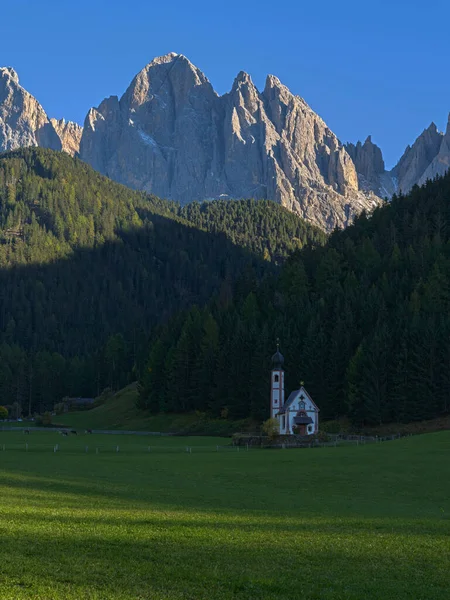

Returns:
80,53,379,231
50,118,83,156
0,67,61,152
350,121,450,198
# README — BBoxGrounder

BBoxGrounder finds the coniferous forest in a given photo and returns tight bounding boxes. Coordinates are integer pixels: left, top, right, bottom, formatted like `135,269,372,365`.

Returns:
0,148,322,415
0,147,449,425
140,180,450,426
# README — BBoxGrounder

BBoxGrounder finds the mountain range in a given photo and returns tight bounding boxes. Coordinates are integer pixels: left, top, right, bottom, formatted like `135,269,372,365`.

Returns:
1,55,449,231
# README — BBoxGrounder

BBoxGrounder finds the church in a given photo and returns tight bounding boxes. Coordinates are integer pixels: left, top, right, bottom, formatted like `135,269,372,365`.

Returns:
270,345,319,435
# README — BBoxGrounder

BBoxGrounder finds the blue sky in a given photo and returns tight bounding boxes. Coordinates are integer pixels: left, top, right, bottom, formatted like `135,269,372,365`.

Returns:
2,0,449,168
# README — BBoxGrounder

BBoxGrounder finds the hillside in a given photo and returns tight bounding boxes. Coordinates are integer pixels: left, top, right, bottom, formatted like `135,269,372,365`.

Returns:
56,381,450,437
55,383,252,435
140,176,450,425
179,199,326,263
0,148,322,414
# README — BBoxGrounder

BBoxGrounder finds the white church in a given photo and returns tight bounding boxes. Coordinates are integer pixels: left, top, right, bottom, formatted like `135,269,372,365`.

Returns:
270,345,319,435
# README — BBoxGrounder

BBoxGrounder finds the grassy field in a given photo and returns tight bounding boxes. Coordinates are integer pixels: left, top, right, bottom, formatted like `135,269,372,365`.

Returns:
0,429,449,599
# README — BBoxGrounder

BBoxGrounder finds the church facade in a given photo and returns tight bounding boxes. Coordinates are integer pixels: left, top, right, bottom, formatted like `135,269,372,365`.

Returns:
270,346,319,435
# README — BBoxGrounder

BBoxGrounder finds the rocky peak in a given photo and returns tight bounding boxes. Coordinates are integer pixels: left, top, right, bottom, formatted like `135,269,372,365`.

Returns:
0,66,61,153
392,122,443,193
444,114,450,136
263,74,293,105
50,118,83,157
79,54,380,231
124,52,213,112
410,116,450,187
346,136,385,182
0,67,19,85
228,71,261,119
232,71,254,88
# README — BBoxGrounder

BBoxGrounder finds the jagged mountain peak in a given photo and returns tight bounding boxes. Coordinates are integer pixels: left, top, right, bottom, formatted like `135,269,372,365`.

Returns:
444,113,450,134
50,118,83,157
263,73,293,102
138,52,210,85
265,73,281,85
5,57,450,219
0,65,61,153
264,74,286,91
345,135,388,196
122,53,214,114
0,67,19,84
148,51,179,64
79,54,379,231
392,121,443,193
232,71,254,87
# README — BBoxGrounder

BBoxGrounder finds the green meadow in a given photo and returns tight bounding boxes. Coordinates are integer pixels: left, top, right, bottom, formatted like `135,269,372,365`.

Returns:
0,430,449,600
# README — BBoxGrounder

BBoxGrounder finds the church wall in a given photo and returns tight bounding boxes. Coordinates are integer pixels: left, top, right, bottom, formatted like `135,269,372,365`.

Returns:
280,390,319,435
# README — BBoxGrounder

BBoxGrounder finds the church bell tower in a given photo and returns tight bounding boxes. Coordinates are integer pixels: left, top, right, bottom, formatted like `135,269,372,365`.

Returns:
270,342,285,418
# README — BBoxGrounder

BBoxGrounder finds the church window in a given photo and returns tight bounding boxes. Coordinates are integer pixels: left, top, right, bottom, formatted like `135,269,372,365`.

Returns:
282,416,286,429
274,374,279,382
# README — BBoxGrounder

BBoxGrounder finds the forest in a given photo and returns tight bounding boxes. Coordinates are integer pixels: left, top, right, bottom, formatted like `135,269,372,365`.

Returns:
0,147,448,425
140,179,450,425
0,148,321,415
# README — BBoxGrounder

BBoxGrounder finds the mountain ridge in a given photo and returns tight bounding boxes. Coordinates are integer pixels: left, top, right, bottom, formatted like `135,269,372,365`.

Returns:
350,116,450,197
79,52,379,232
2,54,450,228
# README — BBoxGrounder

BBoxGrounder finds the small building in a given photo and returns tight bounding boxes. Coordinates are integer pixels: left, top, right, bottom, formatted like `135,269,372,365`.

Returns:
270,345,319,435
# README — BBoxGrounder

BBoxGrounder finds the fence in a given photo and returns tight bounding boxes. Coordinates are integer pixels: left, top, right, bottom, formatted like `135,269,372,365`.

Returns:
271,434,402,449
0,427,404,454
0,440,249,455
233,432,403,449
0,426,174,436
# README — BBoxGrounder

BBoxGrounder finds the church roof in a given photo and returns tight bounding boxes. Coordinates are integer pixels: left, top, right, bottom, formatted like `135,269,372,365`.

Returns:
271,350,284,369
293,415,313,425
278,386,319,414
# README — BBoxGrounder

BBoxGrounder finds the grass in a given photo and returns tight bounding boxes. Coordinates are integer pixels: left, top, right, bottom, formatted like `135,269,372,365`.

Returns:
55,384,253,435
0,429,449,599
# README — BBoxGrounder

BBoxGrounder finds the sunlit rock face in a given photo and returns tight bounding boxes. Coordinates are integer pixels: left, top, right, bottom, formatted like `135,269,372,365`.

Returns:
0,67,61,152
80,53,380,231
350,119,450,198
50,118,83,156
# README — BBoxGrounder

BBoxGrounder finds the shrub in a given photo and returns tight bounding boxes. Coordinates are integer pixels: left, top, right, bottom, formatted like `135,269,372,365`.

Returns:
320,417,352,434
261,418,279,439
0,406,8,420
35,412,52,426
54,402,66,415
316,430,331,442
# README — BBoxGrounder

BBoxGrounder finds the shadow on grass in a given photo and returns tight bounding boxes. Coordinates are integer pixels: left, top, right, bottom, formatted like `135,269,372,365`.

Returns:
1,522,449,600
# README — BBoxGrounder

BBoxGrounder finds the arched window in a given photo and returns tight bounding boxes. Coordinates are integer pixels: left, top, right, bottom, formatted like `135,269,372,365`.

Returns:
274,374,279,382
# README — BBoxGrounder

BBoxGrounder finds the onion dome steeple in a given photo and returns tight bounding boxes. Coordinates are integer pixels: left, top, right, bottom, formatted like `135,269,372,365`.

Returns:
271,339,284,369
